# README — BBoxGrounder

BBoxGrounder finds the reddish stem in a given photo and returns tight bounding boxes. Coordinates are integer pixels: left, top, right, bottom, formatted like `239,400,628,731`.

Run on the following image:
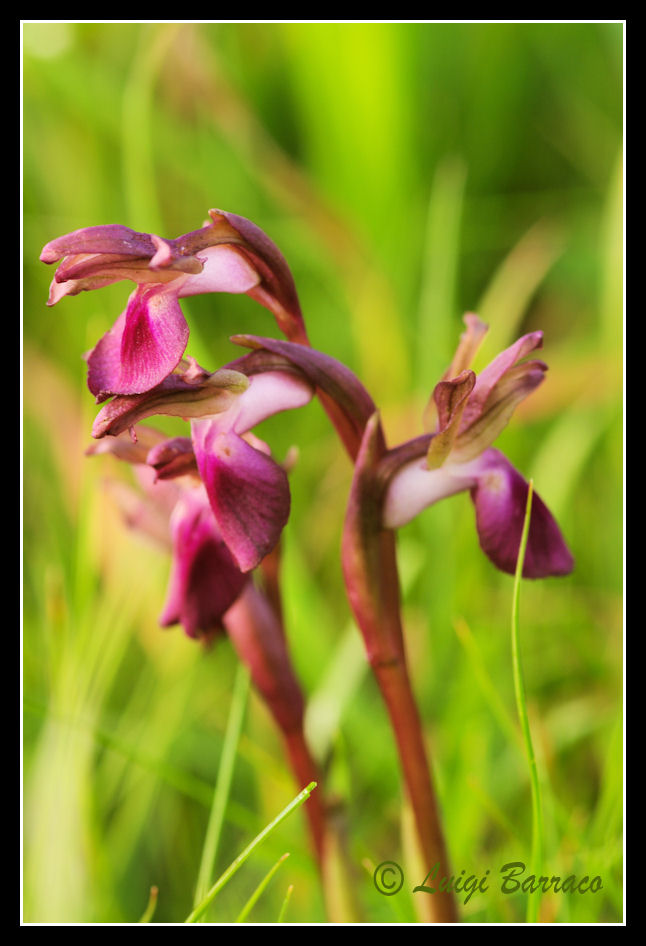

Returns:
283,727,327,864
372,649,458,923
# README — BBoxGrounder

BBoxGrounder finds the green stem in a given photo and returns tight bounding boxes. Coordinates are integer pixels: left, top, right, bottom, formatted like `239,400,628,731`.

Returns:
193,662,251,911
185,781,317,923
511,480,545,923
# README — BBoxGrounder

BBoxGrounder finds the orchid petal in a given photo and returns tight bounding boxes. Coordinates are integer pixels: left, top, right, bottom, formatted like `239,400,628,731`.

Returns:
230,335,377,460
423,315,487,431
177,245,261,296
146,436,198,480
159,489,249,639
460,330,544,430
40,224,157,263
426,370,476,469
383,455,479,529
470,449,574,578
192,419,291,573
226,370,314,436
450,359,547,463
91,366,248,438
87,286,190,398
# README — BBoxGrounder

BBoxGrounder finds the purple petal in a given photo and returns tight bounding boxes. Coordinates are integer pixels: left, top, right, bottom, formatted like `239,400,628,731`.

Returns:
87,286,189,398
146,437,198,480
192,419,291,572
47,270,131,305
451,359,547,463
91,367,247,438
159,489,249,639
445,313,489,378
40,224,157,263
470,449,574,578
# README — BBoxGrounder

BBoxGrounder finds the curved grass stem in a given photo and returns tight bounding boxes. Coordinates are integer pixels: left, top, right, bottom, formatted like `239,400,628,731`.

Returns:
511,480,545,923
185,782,317,923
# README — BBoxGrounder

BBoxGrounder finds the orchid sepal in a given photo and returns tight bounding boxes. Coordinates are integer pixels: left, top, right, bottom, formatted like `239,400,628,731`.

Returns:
229,334,378,461
191,418,291,574
158,488,249,640
91,365,249,439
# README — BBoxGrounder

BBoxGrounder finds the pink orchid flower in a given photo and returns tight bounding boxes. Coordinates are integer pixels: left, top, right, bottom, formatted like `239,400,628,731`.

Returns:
40,209,308,400
91,355,314,573
378,315,573,578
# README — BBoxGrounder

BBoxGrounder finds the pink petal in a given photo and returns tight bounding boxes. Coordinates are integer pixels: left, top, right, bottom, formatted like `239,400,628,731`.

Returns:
461,331,544,430
40,224,157,263
159,489,249,639
229,335,377,460
177,245,261,296
87,286,189,398
192,419,291,573
383,455,478,529
228,370,314,435
470,449,574,578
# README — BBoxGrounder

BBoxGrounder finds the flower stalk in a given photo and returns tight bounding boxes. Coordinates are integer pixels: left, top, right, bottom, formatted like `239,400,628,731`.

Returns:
343,414,458,923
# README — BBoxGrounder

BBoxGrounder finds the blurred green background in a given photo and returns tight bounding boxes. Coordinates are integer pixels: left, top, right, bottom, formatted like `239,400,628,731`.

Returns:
23,22,623,923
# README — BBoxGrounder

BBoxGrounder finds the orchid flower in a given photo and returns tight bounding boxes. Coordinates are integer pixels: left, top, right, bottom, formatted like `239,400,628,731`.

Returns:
381,314,574,578
40,209,308,400
88,429,328,868
87,429,248,638
91,355,315,573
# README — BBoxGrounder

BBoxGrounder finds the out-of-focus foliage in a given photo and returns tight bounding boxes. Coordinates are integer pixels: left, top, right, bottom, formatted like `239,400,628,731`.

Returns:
23,22,622,923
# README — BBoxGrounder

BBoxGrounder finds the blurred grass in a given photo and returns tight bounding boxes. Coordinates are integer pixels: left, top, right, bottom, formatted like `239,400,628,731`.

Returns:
23,22,622,923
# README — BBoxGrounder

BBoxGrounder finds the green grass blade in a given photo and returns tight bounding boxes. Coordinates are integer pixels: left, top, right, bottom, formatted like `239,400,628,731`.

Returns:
453,616,524,753
235,852,290,923
138,886,159,923
193,662,251,911
277,884,294,923
510,481,545,923
185,781,317,923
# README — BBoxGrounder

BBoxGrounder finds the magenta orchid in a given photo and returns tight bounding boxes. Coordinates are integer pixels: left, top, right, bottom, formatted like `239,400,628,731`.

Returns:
40,209,308,400
381,314,574,578
87,429,248,639
87,426,327,870
87,430,327,865
91,354,315,573
43,201,578,923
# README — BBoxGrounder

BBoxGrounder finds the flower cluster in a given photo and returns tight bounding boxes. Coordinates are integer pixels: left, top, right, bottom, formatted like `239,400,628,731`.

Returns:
42,210,573,634
42,208,574,915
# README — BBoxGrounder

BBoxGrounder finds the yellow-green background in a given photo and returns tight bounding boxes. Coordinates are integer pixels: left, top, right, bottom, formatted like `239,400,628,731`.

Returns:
23,21,623,923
